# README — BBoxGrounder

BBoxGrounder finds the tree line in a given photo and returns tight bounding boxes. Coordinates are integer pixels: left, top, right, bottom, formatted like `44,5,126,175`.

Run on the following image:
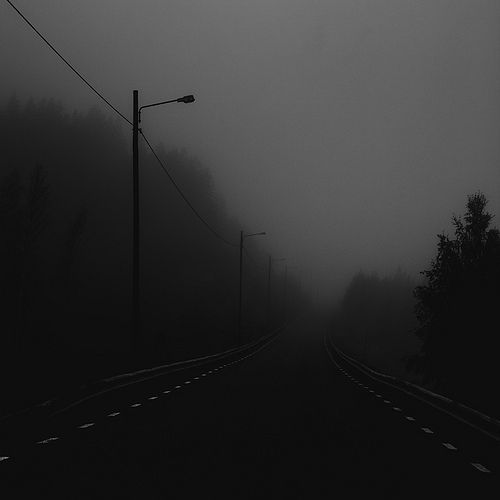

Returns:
0,96,300,414
332,192,500,416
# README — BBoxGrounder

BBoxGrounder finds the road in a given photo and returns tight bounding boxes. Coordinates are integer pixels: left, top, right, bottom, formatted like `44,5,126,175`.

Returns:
0,315,497,498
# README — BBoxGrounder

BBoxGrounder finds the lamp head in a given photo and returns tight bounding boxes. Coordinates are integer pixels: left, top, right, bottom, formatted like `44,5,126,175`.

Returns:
177,94,195,104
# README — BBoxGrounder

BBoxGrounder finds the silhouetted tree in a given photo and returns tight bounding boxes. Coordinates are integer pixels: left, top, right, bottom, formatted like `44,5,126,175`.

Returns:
411,193,500,408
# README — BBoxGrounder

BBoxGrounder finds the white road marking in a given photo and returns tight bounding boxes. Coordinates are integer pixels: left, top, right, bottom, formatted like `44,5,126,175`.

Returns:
202,374,207,377
392,407,402,412
471,463,491,473
108,412,120,417
131,403,141,408
36,437,59,444
422,427,434,434
442,443,457,450
78,423,95,429
184,381,191,385
405,416,416,421
0,456,10,462
383,400,391,404
376,395,382,398
369,390,375,393
148,396,158,400
175,385,182,389
194,377,200,380
163,390,171,394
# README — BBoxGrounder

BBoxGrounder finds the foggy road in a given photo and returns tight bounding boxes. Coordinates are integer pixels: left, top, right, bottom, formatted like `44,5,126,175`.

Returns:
0,317,497,499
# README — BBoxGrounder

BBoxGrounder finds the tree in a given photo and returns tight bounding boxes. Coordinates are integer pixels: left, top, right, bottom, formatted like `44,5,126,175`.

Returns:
412,193,500,403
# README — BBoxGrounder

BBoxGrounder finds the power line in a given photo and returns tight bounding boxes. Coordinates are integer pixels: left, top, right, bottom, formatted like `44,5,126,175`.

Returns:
6,0,267,259
140,130,239,248
5,0,132,126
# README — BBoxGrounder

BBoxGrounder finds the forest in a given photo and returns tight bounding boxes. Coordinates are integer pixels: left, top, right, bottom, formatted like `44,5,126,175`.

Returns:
331,193,500,417
0,96,304,416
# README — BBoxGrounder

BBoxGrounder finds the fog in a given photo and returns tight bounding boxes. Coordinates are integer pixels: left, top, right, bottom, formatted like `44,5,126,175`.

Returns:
3,0,500,304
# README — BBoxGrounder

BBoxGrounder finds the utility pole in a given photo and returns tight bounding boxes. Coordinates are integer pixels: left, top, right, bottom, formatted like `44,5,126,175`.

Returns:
267,255,272,330
237,230,266,346
284,264,288,324
131,91,194,352
238,230,244,345
132,90,140,351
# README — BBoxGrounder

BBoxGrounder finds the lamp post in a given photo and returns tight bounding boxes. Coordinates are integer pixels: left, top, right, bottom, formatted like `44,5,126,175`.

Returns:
283,265,297,324
238,230,266,345
132,90,195,350
267,256,285,330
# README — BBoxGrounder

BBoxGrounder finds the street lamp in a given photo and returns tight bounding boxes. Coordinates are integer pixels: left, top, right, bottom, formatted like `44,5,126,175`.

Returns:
132,90,195,351
267,256,285,330
238,230,266,345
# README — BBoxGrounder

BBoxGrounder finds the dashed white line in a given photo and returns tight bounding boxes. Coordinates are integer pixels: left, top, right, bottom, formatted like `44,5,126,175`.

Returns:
383,400,391,404
405,416,416,421
130,403,141,408
148,396,158,400
175,385,182,389
421,427,434,434
202,374,207,377
184,381,191,385
471,463,491,473
194,377,200,380
163,390,171,394
392,407,402,412
108,412,120,417
36,437,59,444
442,442,458,450
0,456,10,462
78,423,95,429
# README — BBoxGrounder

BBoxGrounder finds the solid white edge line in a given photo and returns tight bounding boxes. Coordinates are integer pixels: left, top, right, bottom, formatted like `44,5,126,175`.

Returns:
325,336,500,443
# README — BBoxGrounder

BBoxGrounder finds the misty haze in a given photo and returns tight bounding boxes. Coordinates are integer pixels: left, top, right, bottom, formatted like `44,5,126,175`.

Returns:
1,1,500,497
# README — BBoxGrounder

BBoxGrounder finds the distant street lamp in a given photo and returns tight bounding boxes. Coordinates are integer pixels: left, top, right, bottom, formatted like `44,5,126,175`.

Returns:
132,90,195,350
267,256,285,330
238,230,266,345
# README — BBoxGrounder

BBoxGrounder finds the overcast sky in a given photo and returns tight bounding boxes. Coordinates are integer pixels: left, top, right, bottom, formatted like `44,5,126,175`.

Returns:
3,0,500,303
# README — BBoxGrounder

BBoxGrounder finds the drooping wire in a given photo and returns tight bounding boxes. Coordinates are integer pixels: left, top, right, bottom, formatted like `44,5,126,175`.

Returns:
5,0,132,126
5,0,267,258
139,130,239,248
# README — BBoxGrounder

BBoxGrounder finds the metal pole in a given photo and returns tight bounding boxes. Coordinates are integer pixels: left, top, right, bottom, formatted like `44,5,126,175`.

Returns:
237,230,244,345
267,255,272,329
284,265,288,324
132,90,140,351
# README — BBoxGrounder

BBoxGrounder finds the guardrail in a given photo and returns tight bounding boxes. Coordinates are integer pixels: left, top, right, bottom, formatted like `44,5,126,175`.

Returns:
1,324,287,424
326,336,500,442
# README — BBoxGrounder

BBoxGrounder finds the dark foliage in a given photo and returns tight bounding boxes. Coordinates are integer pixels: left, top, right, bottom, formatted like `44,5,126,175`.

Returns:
332,270,419,378
411,193,500,411
0,96,295,415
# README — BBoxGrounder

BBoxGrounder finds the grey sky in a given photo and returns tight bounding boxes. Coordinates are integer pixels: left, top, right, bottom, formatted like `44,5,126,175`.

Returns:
3,0,500,302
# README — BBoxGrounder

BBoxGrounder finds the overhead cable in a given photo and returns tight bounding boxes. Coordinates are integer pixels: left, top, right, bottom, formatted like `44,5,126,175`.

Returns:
5,0,132,126
140,130,239,248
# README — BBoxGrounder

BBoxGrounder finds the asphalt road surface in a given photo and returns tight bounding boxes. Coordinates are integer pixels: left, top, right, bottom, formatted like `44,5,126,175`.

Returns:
1,315,497,498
